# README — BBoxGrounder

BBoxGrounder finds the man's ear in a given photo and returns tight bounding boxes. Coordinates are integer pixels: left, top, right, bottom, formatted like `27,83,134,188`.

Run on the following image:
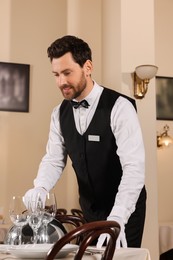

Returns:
84,60,93,76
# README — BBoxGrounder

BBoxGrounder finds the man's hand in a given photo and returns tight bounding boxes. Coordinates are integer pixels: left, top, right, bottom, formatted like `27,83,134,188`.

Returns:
24,187,48,208
96,216,127,249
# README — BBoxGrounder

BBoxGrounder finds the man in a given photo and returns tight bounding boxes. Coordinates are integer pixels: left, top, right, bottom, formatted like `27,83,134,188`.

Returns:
24,35,146,248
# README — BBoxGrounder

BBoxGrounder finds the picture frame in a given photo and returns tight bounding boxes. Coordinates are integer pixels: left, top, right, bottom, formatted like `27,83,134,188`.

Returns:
156,76,173,120
0,61,30,112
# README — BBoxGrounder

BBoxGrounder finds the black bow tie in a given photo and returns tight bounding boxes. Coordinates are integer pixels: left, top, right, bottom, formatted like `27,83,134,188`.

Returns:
71,99,90,109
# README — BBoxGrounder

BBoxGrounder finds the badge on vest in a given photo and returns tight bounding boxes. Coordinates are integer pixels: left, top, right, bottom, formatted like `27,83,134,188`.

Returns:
88,135,100,142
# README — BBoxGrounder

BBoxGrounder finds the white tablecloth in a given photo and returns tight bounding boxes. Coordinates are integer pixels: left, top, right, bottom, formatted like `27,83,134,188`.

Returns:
159,222,173,254
0,248,151,260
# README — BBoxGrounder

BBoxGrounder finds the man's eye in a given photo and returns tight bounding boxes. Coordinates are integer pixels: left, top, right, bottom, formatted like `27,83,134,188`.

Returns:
64,71,71,76
53,73,59,77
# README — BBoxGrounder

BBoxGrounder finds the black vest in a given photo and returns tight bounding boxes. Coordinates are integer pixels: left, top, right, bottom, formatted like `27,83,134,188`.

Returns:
60,87,136,221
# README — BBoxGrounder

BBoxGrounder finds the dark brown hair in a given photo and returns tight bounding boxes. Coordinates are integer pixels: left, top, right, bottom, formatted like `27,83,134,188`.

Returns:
47,35,92,67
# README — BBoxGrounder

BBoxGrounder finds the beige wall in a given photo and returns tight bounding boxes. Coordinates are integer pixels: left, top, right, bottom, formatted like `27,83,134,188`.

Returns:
155,0,173,222
120,1,159,259
0,0,69,212
0,0,161,259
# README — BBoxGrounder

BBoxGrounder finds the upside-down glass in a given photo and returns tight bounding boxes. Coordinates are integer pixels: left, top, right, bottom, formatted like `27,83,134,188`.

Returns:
9,195,30,245
39,193,57,243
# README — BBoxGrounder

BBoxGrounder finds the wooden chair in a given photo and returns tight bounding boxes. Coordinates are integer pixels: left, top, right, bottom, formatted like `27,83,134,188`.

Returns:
46,220,120,260
55,214,86,228
71,208,84,218
56,208,67,215
55,214,86,244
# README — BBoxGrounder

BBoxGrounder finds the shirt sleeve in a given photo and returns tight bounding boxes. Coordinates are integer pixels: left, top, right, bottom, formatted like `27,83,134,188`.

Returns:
109,96,145,224
34,105,68,192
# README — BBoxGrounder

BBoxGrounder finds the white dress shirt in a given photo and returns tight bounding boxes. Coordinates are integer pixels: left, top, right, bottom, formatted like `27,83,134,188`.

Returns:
34,81,145,224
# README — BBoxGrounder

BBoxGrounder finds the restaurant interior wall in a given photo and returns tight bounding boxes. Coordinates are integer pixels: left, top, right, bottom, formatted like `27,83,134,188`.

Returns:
120,1,158,259
0,0,160,259
0,0,103,224
155,0,173,222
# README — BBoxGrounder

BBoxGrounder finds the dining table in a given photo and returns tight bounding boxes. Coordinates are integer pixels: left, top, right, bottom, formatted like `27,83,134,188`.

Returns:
0,247,151,260
159,221,173,259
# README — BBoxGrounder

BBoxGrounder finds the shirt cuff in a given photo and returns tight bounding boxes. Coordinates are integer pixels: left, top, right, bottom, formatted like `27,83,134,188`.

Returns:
109,204,136,224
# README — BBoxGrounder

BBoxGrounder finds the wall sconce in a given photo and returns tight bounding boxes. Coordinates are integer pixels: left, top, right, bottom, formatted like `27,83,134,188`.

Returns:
157,125,173,148
134,64,158,99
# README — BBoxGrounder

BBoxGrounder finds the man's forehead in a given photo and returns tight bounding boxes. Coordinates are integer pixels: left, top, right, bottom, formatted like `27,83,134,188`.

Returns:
51,56,80,74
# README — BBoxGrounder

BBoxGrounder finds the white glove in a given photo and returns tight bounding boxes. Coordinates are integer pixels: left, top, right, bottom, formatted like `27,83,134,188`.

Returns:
96,216,127,249
24,187,48,209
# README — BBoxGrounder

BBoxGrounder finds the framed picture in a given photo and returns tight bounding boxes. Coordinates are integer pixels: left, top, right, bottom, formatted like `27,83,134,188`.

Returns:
156,76,173,120
0,61,30,112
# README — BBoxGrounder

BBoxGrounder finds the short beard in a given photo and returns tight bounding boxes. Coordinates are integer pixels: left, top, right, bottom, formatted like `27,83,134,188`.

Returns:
63,72,87,100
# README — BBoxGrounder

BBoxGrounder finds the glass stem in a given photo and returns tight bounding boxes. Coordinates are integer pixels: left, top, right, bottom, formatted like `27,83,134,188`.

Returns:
33,229,38,244
18,226,22,245
43,223,49,243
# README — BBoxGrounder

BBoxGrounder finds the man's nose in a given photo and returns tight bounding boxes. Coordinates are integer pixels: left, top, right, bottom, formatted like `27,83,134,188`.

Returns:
58,75,67,86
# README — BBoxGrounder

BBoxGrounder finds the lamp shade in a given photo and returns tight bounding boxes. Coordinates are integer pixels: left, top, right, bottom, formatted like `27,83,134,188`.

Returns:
135,65,158,80
159,135,173,147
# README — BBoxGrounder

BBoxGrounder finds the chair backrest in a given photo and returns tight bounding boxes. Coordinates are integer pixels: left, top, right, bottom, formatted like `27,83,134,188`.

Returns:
55,214,86,227
56,208,67,215
55,214,86,244
71,208,84,218
46,220,120,260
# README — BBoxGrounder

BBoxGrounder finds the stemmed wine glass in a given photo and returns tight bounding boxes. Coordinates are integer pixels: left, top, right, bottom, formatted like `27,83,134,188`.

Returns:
39,193,57,243
28,194,43,244
9,195,30,245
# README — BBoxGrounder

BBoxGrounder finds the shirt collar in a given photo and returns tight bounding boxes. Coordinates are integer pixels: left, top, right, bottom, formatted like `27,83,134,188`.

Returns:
72,81,103,107
84,81,103,107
